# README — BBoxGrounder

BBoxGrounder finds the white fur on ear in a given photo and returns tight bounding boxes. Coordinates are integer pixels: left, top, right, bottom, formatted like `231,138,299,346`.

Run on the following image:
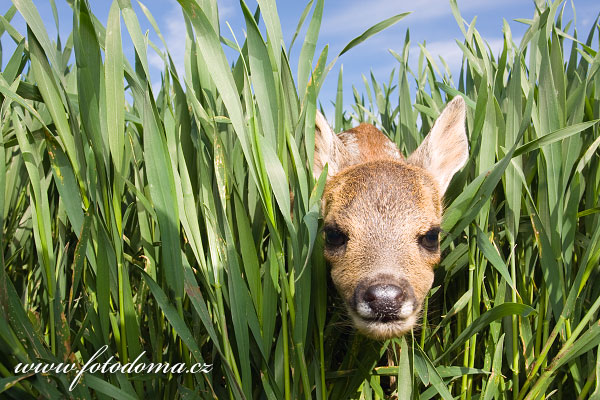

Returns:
408,97,469,194
313,111,345,179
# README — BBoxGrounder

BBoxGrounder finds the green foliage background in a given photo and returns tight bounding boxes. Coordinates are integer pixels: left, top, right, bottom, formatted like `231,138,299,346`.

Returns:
1,0,600,398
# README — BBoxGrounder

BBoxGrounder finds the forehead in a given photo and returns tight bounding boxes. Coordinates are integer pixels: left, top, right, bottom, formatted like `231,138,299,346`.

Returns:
323,160,442,224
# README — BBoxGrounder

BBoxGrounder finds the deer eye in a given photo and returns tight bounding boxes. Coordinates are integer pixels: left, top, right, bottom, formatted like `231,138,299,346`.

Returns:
324,226,348,248
419,228,440,252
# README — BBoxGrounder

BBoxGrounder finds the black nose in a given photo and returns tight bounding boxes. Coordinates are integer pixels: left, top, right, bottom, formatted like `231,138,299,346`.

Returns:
362,284,407,320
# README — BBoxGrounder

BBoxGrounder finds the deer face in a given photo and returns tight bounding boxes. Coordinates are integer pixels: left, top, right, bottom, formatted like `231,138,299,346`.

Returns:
314,97,468,339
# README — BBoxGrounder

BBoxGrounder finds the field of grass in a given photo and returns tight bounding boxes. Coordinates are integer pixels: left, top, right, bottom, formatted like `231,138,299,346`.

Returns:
1,0,600,398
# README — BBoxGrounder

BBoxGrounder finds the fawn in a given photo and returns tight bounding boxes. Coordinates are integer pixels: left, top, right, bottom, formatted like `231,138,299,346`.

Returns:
313,97,468,340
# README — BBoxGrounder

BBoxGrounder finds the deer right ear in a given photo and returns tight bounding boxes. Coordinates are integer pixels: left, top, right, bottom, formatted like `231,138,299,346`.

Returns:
313,111,345,179
407,97,469,194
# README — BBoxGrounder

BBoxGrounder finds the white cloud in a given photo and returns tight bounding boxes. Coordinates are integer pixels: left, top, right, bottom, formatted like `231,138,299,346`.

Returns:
218,0,236,20
321,0,525,37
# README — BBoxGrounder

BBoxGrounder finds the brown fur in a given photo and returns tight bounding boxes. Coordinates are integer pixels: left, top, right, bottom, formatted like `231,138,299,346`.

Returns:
339,124,403,163
314,97,468,339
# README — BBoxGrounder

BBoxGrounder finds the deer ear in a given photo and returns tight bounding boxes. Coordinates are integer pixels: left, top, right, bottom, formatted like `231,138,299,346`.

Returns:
313,111,345,179
408,97,469,194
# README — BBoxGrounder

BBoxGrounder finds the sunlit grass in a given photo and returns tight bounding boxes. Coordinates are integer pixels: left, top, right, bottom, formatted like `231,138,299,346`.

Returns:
1,0,599,399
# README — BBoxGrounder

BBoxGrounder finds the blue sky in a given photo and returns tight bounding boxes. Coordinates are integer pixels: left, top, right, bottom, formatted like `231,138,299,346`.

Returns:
2,0,599,119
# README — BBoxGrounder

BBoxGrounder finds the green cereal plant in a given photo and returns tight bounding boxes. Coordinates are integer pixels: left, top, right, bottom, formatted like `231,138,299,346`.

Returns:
0,0,599,398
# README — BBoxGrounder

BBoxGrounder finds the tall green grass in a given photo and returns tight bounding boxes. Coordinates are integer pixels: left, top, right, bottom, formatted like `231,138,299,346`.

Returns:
0,0,599,398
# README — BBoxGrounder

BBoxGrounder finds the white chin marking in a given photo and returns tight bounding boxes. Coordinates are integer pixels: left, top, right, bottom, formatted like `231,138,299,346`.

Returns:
349,310,418,340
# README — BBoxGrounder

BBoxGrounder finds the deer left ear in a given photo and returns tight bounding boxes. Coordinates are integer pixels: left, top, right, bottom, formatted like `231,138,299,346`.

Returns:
408,97,469,194
313,111,347,180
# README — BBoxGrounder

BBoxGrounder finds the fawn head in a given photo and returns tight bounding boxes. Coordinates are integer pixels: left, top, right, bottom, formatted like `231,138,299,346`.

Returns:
314,97,468,339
